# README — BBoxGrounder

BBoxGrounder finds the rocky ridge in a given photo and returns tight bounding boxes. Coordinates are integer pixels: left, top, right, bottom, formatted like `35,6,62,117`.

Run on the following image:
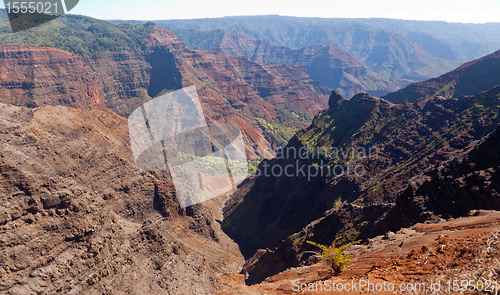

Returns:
223,85,500,282
239,119,500,285
382,49,500,103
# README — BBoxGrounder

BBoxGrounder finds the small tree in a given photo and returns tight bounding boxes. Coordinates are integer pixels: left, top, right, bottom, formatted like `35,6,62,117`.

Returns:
306,237,356,274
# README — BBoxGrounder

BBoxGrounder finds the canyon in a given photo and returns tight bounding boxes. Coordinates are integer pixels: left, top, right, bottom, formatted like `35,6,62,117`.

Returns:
0,12,500,295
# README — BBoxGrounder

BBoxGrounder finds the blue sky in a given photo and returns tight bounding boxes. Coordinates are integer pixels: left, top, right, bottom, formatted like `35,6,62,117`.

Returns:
4,0,500,23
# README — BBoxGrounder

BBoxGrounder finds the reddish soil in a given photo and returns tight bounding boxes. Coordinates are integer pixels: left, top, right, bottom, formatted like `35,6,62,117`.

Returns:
218,210,500,294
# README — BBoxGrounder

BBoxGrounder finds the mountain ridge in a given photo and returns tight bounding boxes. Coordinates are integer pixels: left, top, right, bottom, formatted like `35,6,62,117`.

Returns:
228,85,500,284
156,25,405,98
224,84,500,252
156,16,462,81
382,48,500,103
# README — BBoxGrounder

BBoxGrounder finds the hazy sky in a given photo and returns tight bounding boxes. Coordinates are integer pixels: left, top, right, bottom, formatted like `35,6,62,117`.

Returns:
4,0,500,23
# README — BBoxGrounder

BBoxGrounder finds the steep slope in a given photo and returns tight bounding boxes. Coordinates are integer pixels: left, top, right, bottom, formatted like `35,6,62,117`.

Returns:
224,86,500,253
0,103,244,294
0,45,105,110
161,16,460,81
156,25,403,98
239,116,500,285
382,49,500,103
380,121,500,231
0,12,155,117
0,14,153,116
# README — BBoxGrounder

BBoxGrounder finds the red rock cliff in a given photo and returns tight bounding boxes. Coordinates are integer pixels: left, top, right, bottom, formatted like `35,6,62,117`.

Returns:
0,45,106,110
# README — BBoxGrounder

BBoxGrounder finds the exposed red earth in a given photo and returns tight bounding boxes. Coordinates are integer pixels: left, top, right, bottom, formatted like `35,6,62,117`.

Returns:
218,210,500,294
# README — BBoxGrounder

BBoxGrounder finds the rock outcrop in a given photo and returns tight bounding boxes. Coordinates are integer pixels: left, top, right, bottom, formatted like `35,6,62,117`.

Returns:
219,211,500,293
0,103,244,294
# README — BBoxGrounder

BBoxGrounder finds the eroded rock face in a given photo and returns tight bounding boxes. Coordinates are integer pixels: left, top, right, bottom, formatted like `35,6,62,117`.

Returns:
82,51,152,117
380,123,500,232
0,45,106,111
0,103,243,294
146,26,330,118
145,26,331,158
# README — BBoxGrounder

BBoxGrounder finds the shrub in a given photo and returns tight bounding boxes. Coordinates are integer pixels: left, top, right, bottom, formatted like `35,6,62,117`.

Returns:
306,237,357,274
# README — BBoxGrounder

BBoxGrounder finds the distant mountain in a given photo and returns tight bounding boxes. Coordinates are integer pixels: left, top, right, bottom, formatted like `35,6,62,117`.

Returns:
382,49,500,103
157,16,462,81
146,27,330,117
157,25,404,98
342,18,500,61
161,16,500,62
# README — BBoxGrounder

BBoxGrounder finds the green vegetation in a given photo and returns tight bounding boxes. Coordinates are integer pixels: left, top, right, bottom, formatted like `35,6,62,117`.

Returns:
178,151,255,177
256,117,300,146
155,24,226,51
0,12,155,56
306,238,358,273
276,105,312,123
255,105,314,146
